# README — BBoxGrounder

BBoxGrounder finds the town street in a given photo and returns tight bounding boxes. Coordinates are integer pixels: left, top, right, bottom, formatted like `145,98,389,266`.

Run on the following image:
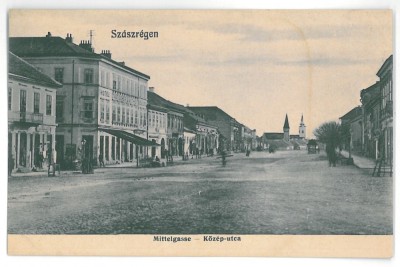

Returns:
8,150,392,235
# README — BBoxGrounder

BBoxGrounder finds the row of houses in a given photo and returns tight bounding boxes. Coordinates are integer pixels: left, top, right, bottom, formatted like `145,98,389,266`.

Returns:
339,55,393,165
8,32,258,172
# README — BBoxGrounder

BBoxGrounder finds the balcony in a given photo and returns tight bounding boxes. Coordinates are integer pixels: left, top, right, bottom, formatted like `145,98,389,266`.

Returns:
8,111,43,124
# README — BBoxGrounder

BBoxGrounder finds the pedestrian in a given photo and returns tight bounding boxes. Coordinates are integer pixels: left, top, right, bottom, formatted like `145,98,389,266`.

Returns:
98,153,105,167
221,150,227,166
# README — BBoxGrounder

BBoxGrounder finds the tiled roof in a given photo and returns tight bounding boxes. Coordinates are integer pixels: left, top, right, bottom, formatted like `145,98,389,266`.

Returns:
339,106,362,121
9,36,150,79
188,106,235,121
263,132,284,140
8,52,62,88
147,91,215,131
376,55,393,77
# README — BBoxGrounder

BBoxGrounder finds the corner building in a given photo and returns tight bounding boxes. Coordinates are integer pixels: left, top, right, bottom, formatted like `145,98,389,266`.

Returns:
8,52,62,173
10,33,152,168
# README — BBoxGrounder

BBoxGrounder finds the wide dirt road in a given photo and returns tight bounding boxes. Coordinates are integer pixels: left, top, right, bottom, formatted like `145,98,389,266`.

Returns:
8,150,392,235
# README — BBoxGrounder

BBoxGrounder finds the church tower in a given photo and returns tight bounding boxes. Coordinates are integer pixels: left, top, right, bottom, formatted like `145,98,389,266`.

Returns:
299,114,306,139
283,114,290,142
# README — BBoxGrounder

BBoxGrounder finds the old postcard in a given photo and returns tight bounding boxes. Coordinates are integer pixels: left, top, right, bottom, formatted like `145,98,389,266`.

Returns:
7,9,393,257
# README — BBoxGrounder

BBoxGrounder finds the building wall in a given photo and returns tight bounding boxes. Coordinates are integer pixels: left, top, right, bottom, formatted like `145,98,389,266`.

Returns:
21,56,149,167
8,77,57,171
147,108,168,159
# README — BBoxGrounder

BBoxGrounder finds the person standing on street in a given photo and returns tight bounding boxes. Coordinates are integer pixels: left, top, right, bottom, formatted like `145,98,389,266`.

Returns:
98,153,105,167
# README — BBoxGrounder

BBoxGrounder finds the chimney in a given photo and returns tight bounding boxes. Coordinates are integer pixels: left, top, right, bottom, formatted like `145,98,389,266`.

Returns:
46,32,52,38
79,40,94,52
148,87,155,93
65,33,73,43
119,61,125,66
101,50,112,59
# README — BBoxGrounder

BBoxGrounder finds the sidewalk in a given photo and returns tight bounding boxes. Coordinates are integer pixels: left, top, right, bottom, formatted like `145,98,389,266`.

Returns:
104,155,218,168
10,169,82,178
339,150,376,169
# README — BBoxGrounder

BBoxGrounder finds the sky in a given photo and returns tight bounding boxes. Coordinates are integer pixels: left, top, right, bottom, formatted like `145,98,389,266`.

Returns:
9,10,392,137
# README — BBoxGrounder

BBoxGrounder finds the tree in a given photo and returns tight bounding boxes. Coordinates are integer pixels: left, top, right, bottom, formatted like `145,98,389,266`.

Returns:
313,121,341,148
313,121,341,166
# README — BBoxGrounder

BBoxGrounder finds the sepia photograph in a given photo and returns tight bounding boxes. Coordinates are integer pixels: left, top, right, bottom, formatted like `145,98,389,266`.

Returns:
6,9,393,257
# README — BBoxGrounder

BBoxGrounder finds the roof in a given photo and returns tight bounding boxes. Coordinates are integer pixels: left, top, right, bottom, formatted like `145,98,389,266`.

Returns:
360,82,380,105
148,91,187,115
188,106,236,122
147,103,169,113
9,35,150,80
148,91,216,131
8,52,62,88
283,114,290,129
339,106,362,122
265,139,292,149
376,55,393,77
263,132,284,140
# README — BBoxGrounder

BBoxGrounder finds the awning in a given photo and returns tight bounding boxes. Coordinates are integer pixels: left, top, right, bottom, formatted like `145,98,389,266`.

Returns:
100,128,160,147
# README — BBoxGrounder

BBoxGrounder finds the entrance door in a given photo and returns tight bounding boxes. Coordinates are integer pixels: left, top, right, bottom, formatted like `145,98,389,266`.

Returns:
19,132,27,167
56,135,64,167
161,138,165,159
151,139,156,158
82,135,94,162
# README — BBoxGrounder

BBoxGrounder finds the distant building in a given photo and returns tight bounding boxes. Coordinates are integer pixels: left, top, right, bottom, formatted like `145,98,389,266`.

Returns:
263,114,307,150
299,114,306,139
10,33,153,168
148,91,219,157
187,106,240,152
8,52,62,173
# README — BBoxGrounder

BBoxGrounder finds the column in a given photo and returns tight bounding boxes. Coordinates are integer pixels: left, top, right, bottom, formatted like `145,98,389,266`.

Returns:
17,132,21,167
101,136,110,162
32,133,36,168
11,132,16,169
26,133,31,168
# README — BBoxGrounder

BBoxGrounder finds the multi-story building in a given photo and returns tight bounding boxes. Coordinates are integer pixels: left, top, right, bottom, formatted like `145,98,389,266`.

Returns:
187,106,240,152
184,112,219,156
147,90,185,157
360,82,381,160
148,91,219,157
8,52,62,173
339,106,363,154
147,100,168,161
240,124,256,151
10,33,153,168
377,55,393,164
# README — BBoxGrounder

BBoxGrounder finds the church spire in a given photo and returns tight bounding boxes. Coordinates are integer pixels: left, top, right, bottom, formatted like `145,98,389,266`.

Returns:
283,114,290,129
283,114,290,142
299,113,306,139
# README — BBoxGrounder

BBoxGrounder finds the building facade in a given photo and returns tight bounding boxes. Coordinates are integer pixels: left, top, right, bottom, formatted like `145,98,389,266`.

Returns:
377,55,393,165
147,103,168,161
10,33,151,168
187,106,240,152
8,52,62,173
360,82,381,159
